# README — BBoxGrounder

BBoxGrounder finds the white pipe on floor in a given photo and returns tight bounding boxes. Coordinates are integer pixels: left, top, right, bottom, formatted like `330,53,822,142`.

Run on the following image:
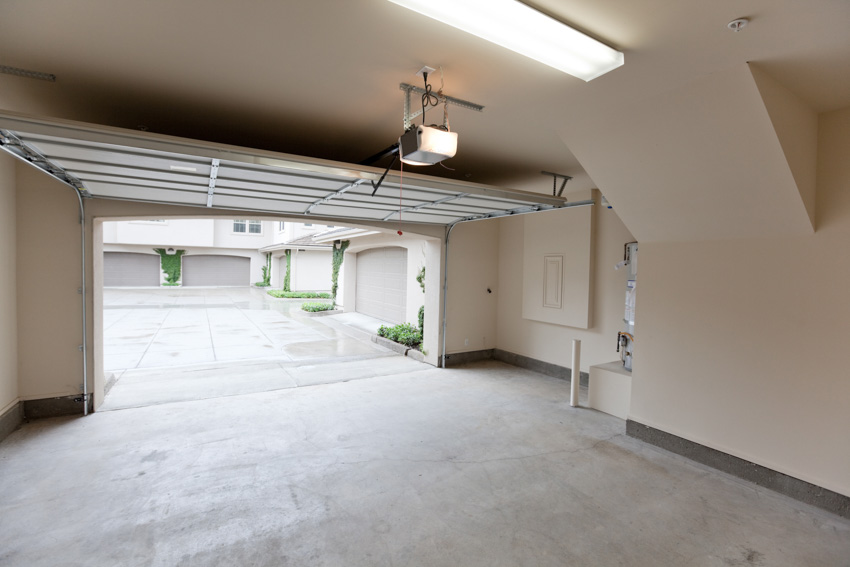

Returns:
570,339,581,407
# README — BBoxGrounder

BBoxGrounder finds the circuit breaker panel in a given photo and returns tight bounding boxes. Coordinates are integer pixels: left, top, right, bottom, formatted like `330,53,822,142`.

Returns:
618,242,637,371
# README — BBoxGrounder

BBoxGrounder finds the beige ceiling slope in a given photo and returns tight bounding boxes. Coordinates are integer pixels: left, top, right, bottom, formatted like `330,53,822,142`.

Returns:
558,64,817,243
0,111,568,227
749,64,818,230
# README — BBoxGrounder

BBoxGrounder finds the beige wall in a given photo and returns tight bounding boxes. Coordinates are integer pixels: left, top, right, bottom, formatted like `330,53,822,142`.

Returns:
0,153,18,414
16,163,85,400
521,205,592,329
630,106,850,497
496,196,635,372
444,220,500,354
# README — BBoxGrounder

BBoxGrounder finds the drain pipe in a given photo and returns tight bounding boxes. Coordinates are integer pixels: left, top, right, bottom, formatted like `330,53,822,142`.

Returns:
75,190,89,415
440,199,595,369
440,221,459,368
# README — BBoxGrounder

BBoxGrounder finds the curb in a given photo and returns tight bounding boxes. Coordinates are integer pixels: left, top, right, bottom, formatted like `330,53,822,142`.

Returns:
372,335,409,355
302,309,343,317
406,349,426,362
371,335,425,361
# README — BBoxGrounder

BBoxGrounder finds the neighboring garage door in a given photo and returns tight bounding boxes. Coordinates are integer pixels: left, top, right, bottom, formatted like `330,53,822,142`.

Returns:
356,247,407,324
182,255,250,286
103,252,160,287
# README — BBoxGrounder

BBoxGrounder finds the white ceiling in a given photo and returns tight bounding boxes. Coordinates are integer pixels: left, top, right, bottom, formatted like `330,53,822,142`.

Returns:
0,0,847,238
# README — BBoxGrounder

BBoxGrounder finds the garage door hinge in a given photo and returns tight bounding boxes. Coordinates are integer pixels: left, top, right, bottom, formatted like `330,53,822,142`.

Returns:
78,345,84,352
73,393,89,404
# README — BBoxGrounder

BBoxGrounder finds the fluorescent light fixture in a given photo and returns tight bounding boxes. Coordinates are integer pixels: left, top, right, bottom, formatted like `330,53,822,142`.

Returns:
387,0,624,81
169,165,197,172
399,125,458,165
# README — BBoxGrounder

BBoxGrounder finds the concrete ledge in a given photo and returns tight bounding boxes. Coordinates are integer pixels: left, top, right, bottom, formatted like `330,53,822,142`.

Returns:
626,420,850,519
0,402,24,443
371,335,409,355
301,309,343,317
406,349,426,362
23,395,86,420
493,349,589,386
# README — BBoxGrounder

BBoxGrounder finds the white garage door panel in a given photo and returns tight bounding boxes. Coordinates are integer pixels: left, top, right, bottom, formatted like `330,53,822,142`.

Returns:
356,247,407,324
104,252,160,287
183,255,250,287
0,113,572,228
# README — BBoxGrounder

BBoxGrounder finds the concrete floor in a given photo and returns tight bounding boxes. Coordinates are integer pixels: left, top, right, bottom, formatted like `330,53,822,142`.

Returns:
1,361,847,566
103,288,400,410
103,288,393,372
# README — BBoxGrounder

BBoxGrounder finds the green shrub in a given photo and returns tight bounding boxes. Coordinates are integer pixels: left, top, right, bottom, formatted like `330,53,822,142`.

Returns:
418,305,424,335
331,240,350,302
153,248,185,285
268,290,332,299
301,302,335,312
377,322,422,348
283,250,291,292
254,282,271,287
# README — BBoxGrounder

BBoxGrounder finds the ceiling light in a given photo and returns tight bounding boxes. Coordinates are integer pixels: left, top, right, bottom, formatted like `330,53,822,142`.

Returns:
387,0,624,81
169,165,197,172
399,125,458,166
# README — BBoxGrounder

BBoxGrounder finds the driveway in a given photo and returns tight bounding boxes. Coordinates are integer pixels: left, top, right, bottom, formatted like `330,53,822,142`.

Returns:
102,287,425,410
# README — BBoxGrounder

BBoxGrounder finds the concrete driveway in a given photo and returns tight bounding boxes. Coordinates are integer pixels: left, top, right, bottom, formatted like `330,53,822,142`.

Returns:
102,287,425,410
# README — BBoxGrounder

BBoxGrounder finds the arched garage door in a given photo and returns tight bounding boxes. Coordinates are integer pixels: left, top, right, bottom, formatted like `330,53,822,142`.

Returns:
356,247,407,324
183,255,250,287
104,252,160,287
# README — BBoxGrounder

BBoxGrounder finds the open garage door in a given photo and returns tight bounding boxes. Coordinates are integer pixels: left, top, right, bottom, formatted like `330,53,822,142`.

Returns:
104,252,160,287
183,255,250,286
0,111,571,226
356,247,407,324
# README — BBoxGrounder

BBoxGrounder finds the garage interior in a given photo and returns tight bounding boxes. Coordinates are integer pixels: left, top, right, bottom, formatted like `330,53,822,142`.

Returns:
1,0,849,565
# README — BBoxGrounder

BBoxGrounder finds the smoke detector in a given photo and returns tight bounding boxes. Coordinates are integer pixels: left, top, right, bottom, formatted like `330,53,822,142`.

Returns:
727,18,749,32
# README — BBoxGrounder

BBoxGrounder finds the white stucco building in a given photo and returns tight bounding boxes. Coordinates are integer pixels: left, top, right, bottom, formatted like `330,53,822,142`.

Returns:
102,219,339,289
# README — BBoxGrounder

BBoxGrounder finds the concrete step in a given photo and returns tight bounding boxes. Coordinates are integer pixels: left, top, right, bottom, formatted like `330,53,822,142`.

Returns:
100,352,432,412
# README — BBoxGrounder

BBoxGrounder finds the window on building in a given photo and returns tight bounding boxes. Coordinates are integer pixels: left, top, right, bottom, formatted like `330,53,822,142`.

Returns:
233,220,262,234
327,225,334,228
278,221,285,231
304,223,312,227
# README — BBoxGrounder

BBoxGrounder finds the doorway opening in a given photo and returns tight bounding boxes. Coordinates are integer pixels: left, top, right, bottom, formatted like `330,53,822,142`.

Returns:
98,217,430,411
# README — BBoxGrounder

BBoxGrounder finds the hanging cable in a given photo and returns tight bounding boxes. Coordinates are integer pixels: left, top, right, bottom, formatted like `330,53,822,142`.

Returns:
397,159,404,235
440,66,451,132
421,72,439,126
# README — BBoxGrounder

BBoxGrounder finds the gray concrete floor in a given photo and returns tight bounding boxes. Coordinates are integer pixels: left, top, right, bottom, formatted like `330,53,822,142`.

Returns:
103,288,394,372
1,360,847,566
103,288,400,410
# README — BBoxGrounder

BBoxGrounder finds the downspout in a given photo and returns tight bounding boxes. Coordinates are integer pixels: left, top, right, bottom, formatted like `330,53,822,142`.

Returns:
440,221,459,368
440,199,595,369
75,189,89,415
